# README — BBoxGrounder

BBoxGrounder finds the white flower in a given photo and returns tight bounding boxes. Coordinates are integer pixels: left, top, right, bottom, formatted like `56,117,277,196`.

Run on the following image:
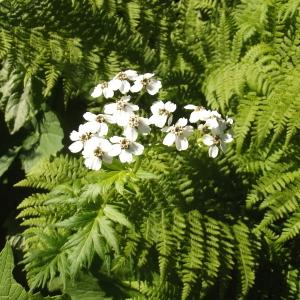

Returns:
109,70,138,94
130,73,162,95
123,115,151,140
68,122,98,153
104,95,139,126
91,81,115,99
83,112,113,136
109,136,144,163
82,137,113,171
202,133,233,158
226,116,234,126
149,101,176,128
163,118,194,151
184,104,211,123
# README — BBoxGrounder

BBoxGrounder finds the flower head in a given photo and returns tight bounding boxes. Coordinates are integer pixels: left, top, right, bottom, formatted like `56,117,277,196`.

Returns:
149,101,176,128
123,114,151,140
130,73,162,95
91,81,115,99
104,95,139,126
184,104,211,123
109,136,144,163
163,118,194,151
202,133,233,158
82,137,113,170
68,122,98,153
109,70,138,94
83,112,114,136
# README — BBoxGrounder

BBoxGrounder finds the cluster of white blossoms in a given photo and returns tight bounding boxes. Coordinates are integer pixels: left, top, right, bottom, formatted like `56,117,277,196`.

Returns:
184,105,233,158
68,70,234,170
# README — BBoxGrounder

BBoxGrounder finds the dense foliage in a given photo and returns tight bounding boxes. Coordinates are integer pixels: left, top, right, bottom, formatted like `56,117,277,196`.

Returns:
1,0,300,299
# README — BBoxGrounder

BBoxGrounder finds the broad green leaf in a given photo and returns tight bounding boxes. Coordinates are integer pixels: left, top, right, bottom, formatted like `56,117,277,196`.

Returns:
103,205,132,228
21,111,64,172
0,146,21,177
65,272,112,300
4,77,34,134
0,242,28,300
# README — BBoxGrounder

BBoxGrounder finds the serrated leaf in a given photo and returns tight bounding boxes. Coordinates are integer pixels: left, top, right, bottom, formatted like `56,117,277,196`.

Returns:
98,216,119,253
97,170,128,196
0,242,28,300
103,205,132,228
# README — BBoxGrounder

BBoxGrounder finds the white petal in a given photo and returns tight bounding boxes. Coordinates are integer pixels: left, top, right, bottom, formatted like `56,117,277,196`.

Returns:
119,150,133,163
138,121,151,135
199,109,213,121
223,133,233,143
81,121,99,133
104,103,117,115
150,101,164,114
69,141,83,153
146,80,161,95
104,114,114,124
97,123,108,136
203,134,214,146
177,118,188,127
70,130,80,141
126,103,139,112
130,82,143,93
206,118,219,129
119,80,131,94
103,88,114,99
85,121,100,133
121,95,131,102
130,142,144,155
226,117,234,125
103,153,113,164
209,145,219,158
116,111,131,126
167,115,173,126
190,111,201,123
84,136,101,149
143,73,154,79
99,139,112,152
163,132,176,146
175,137,188,151
91,85,102,98
184,104,196,110
109,79,122,91
83,112,96,122
84,157,102,170
124,127,138,140
211,110,221,118
165,101,176,113
110,136,122,144
109,144,122,157
183,126,194,137
124,70,138,80
152,115,167,128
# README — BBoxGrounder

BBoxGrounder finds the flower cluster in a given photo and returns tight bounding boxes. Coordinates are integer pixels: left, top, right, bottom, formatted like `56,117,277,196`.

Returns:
68,70,234,170
184,105,233,158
